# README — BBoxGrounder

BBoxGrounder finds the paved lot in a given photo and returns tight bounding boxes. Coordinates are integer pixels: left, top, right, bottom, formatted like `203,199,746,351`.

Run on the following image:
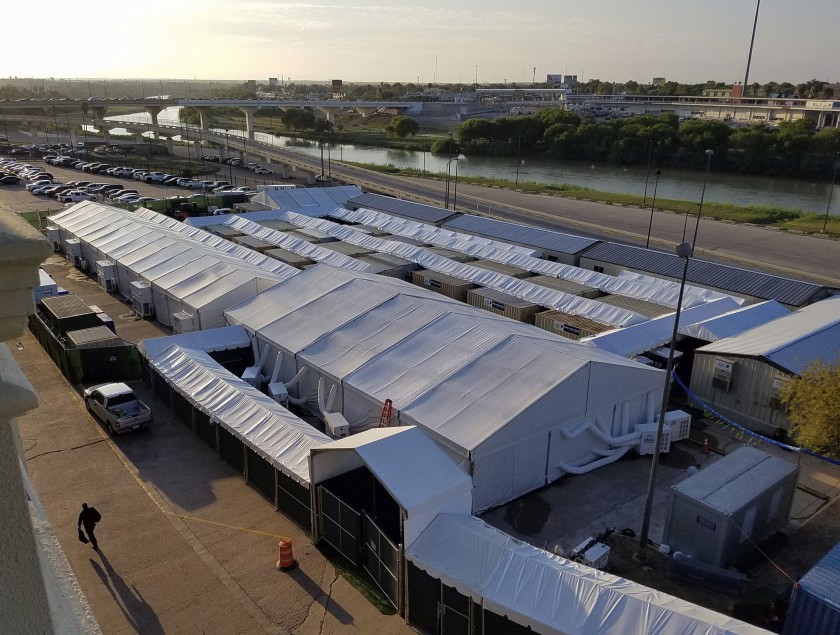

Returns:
11,258,412,634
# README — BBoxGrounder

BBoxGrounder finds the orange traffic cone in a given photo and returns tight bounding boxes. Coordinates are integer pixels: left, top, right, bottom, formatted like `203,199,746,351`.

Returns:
276,538,297,571
702,438,710,455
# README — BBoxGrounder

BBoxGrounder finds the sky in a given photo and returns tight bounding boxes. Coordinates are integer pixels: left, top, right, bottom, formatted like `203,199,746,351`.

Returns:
4,0,839,85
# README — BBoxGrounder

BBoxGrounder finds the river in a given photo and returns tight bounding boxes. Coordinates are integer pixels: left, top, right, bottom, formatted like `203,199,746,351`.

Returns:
101,107,840,216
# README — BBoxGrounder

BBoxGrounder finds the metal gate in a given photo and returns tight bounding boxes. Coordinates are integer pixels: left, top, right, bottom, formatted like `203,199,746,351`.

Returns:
318,486,361,565
438,603,469,635
362,511,402,611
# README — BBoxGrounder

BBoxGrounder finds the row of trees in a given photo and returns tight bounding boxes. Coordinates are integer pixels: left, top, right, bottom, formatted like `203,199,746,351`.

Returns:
453,110,840,177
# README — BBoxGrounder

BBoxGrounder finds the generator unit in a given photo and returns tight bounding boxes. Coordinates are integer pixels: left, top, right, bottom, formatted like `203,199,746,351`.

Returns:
665,410,692,442
171,311,196,334
65,239,84,268
324,412,350,440
634,422,671,455
96,260,117,293
130,281,154,317
45,226,61,252
570,537,611,570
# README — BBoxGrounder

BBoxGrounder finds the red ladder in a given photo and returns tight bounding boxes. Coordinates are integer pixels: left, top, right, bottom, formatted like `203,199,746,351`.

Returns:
378,399,393,428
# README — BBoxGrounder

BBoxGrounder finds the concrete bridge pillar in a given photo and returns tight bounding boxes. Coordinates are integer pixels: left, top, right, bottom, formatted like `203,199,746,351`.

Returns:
355,107,379,118
145,105,162,140
238,106,259,139
100,126,111,145
165,136,174,155
193,140,202,157
195,106,210,131
316,106,344,123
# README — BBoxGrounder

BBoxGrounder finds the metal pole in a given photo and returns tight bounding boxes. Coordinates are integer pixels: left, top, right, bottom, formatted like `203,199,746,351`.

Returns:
453,159,459,210
692,150,714,252
637,243,693,560
515,133,521,188
743,0,761,99
319,137,324,179
645,170,661,249
822,153,840,233
444,132,453,207
643,139,653,205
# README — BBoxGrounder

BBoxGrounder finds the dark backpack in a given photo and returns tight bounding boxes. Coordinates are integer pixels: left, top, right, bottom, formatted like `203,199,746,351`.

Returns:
89,507,102,523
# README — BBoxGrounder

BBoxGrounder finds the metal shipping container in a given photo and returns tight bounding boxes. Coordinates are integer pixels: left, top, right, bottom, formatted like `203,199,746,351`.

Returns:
783,541,840,635
599,294,673,318
529,275,602,299
379,234,428,246
39,294,101,337
321,241,375,258
265,247,314,268
233,235,275,254
66,326,123,349
411,269,476,301
257,219,297,232
424,247,476,263
205,225,244,240
288,228,338,244
467,287,541,323
662,446,798,568
469,260,535,279
534,309,614,340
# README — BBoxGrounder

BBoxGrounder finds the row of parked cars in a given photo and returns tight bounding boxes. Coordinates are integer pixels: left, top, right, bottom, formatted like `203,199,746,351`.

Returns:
200,154,272,174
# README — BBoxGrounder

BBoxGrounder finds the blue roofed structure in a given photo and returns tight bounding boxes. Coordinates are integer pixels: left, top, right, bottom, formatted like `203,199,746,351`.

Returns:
347,192,458,225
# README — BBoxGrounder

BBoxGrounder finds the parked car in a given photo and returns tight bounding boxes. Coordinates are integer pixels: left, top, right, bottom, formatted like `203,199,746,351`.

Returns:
31,183,59,195
132,171,149,180
253,167,272,174
212,185,236,194
0,174,20,185
83,383,152,434
201,154,220,162
143,171,168,183
110,167,135,177
176,178,201,188
108,189,138,200
58,190,97,203
161,176,181,186
43,185,74,197
26,179,54,191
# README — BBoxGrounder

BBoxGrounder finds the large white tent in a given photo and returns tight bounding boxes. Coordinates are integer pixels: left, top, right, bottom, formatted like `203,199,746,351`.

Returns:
225,265,664,512
406,514,767,635
148,345,329,484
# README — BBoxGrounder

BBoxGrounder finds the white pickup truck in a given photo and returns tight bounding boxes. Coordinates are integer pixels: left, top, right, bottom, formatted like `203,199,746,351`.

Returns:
84,383,152,434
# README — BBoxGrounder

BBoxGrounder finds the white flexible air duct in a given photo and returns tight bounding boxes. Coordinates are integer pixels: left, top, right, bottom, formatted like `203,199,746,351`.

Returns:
560,420,640,446
269,352,283,384
557,446,631,475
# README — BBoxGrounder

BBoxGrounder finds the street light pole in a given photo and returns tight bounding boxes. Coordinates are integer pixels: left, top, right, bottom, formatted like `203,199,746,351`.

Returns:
515,132,522,188
319,137,325,182
643,139,653,205
645,170,661,249
691,149,714,252
452,158,460,210
637,242,694,560
822,152,840,233
444,132,453,207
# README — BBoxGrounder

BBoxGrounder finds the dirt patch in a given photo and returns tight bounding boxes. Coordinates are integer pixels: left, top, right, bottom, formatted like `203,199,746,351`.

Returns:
503,494,551,536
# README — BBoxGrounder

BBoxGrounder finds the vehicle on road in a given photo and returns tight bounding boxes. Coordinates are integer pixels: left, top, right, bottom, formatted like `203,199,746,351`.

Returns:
83,383,152,434
253,167,272,174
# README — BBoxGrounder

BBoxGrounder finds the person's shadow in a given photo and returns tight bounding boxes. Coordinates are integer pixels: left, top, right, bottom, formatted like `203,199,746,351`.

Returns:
90,549,164,635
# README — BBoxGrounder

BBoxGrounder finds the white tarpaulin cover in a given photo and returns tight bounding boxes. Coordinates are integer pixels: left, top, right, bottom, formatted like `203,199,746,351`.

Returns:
148,345,329,484
678,301,790,343
139,326,251,360
311,427,472,545
331,207,733,309
584,297,743,358
252,185,363,216
407,514,768,635
231,210,647,328
225,265,664,511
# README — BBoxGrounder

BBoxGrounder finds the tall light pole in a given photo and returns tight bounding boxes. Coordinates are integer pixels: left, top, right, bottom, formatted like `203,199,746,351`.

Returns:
637,242,694,560
422,126,427,174
822,152,840,233
452,158,460,210
444,132,454,207
645,170,661,249
514,132,522,188
743,0,761,99
318,136,325,182
691,149,714,252
642,139,654,205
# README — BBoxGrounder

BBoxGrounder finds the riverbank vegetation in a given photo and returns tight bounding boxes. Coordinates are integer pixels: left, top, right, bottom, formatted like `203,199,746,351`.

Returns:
345,161,839,236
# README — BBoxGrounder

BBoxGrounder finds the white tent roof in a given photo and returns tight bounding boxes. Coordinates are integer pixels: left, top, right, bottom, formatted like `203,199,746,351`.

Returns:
678,300,790,343
331,207,736,309
230,210,648,328
407,514,767,635
138,326,251,360
696,296,840,375
148,345,328,484
584,297,743,358
310,427,472,517
252,185,363,216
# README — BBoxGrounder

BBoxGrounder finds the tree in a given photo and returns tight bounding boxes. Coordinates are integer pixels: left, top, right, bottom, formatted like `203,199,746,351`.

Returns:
385,115,420,139
781,361,840,457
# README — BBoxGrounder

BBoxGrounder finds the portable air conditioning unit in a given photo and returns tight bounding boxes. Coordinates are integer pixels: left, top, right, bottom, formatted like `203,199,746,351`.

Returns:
635,422,672,455
45,226,61,252
65,239,82,258
324,412,350,440
267,382,289,407
171,311,196,334
77,258,89,271
130,281,155,317
570,538,611,570
664,410,692,442
96,260,117,293
72,255,83,268
241,367,262,389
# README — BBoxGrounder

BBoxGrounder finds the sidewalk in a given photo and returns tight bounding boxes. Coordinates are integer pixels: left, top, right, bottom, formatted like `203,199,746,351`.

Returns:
13,331,412,634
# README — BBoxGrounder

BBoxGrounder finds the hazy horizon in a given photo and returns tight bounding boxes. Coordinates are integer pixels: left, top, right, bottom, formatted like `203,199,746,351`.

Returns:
3,1,838,86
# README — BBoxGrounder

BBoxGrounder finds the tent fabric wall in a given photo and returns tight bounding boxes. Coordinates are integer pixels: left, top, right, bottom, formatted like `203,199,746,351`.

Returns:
146,345,329,484
226,266,664,512
407,514,768,635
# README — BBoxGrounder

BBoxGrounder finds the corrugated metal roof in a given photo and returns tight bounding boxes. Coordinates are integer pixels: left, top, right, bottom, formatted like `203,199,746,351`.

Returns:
348,192,457,224
697,297,840,375
798,541,840,609
443,214,600,255
679,300,790,342
581,242,824,306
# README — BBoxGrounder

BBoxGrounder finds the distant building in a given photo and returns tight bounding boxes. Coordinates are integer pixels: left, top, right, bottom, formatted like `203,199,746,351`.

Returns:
331,79,344,99
245,80,256,90
652,77,666,87
547,74,577,87
703,87,734,98
547,74,563,85
268,77,278,87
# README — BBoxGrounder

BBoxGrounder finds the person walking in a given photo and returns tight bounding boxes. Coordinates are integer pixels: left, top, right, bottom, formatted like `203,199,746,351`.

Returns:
78,503,102,550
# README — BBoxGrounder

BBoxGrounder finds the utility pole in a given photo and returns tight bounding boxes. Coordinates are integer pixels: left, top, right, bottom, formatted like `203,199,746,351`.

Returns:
533,67,536,84
743,0,761,98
